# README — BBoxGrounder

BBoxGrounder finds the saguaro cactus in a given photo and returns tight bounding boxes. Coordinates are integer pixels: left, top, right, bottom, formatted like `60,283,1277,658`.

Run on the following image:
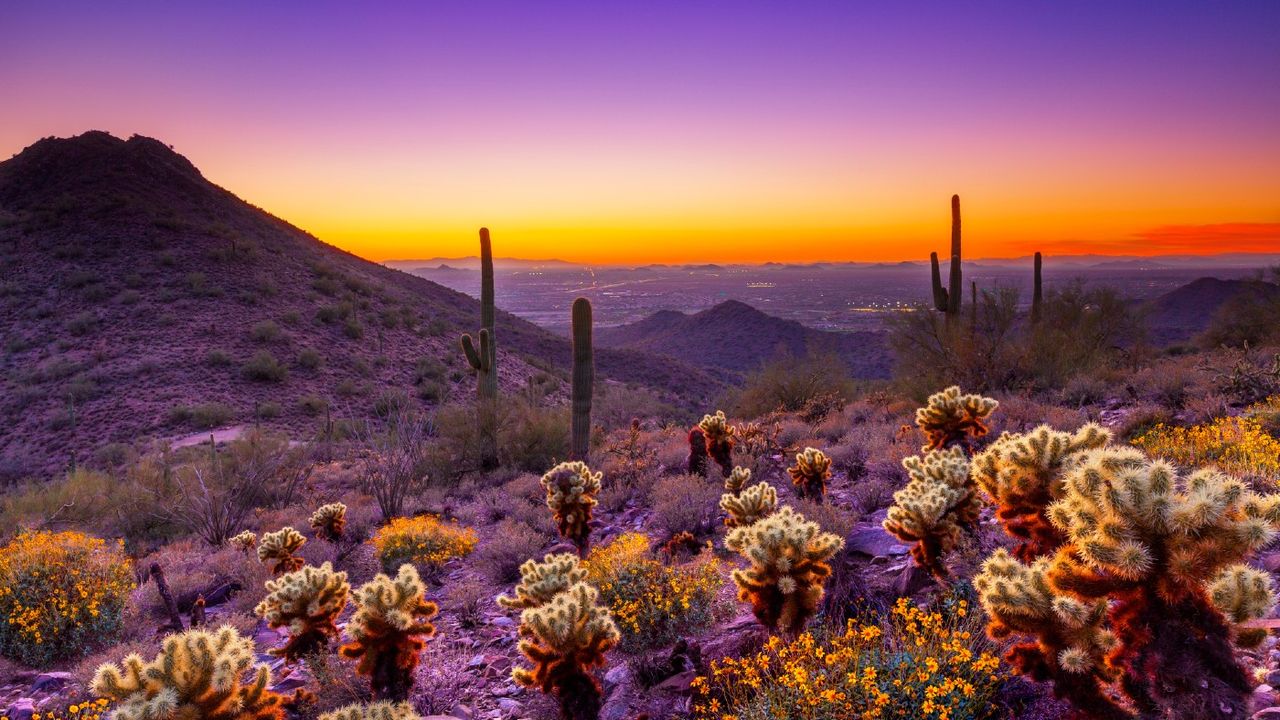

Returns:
570,297,594,461
948,194,963,315
930,251,948,311
460,227,498,469
1031,251,1044,324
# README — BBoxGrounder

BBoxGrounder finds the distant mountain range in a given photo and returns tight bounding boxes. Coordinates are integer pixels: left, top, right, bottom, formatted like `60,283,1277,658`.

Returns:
1145,277,1280,345
0,132,722,477
597,300,891,380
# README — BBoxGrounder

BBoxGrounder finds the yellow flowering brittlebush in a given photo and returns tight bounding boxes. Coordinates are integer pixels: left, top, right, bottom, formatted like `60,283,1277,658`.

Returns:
370,515,477,577
1133,416,1280,488
584,532,726,653
0,530,133,666
692,597,1005,720
3,698,112,720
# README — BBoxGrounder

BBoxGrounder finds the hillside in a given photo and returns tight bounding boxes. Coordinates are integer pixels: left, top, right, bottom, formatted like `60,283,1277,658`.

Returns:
1145,276,1280,345
0,132,721,478
597,299,891,378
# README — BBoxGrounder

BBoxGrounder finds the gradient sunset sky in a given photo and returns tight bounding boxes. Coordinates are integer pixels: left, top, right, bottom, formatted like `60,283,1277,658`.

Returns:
2,1,1278,264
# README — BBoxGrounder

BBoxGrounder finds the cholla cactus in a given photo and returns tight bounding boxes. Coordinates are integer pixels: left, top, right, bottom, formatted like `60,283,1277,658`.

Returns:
977,444,1280,718
724,466,752,494
497,553,587,611
92,625,284,720
971,423,1110,560
230,530,257,552
974,550,1124,719
310,503,348,542
915,386,998,452
719,481,778,528
788,447,832,503
687,427,709,476
697,411,735,475
317,702,421,720
340,564,438,701
258,527,306,575
541,461,603,556
724,505,844,635
1209,565,1277,648
883,447,982,580
254,562,350,660
513,582,620,720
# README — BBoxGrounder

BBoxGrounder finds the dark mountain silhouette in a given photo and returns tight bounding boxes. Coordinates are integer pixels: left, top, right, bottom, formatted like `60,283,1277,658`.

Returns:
1145,276,1280,345
597,300,890,379
0,131,721,477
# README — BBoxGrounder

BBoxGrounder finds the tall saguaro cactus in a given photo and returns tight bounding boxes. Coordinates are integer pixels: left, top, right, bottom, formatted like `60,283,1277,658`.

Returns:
1031,251,1044,324
929,252,947,311
570,297,594,461
947,194,963,315
460,227,498,469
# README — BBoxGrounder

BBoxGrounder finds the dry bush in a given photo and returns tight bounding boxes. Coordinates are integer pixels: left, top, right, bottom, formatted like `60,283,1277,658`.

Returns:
476,519,547,583
848,464,899,515
592,384,679,431
445,575,490,629
649,474,722,539
412,640,478,715
730,350,858,419
133,539,271,620
1184,392,1232,425
653,426,692,475
824,437,868,482
792,497,857,538
993,396,1087,435
498,400,570,472
1114,402,1178,442
1129,359,1200,408
354,408,431,520
0,466,177,546
1060,374,1111,407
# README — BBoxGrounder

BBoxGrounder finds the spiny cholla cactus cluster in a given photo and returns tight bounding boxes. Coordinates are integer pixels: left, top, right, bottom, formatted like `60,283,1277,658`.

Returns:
258,527,306,575
229,530,257,552
310,503,348,542
724,505,844,635
975,444,1280,719
92,625,284,720
254,562,350,660
317,702,421,720
1209,565,1277,648
720,480,778,528
541,461,602,556
788,447,832,503
512,581,620,720
696,411,736,476
498,553,587,611
882,447,981,580
340,564,438,701
971,423,1110,560
723,466,752,495
915,386,998,452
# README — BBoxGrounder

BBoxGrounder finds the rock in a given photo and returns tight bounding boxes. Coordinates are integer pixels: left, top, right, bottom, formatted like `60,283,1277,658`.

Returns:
6,698,35,720
845,526,908,558
1267,670,1280,687
654,670,697,694
893,562,932,597
467,653,487,669
30,672,72,693
1255,685,1278,713
495,698,522,716
271,675,310,693
603,664,632,695
449,703,473,720
490,616,516,628
1253,708,1280,720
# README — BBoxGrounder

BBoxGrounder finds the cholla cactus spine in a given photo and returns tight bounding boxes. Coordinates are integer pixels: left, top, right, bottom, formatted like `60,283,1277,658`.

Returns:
724,505,844,635
497,553,587,611
513,582,620,720
697,410,735,476
970,423,1110,560
258,527,306,575
230,530,257,552
92,625,284,720
1209,565,1277,648
915,386,998,453
310,503,348,542
883,446,981,580
724,466,751,494
787,447,832,503
719,481,778,528
340,564,438,701
254,561,350,660
541,461,603,557
317,702,421,720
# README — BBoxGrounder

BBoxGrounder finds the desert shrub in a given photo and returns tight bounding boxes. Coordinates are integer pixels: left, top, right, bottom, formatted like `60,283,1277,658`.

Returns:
476,519,546,583
499,401,571,472
297,347,323,370
1198,347,1280,405
0,467,175,545
592,384,677,431
370,515,477,578
1199,277,1280,348
692,596,1005,720
732,350,857,419
792,496,857,539
67,310,97,336
204,348,233,367
1113,401,1176,442
250,320,281,343
649,474,722,539
583,532,725,653
1060,373,1110,406
0,530,133,665
850,462,900,514
136,539,273,619
255,401,282,419
1133,416,1280,489
356,410,432,519
242,349,287,382
446,576,489,629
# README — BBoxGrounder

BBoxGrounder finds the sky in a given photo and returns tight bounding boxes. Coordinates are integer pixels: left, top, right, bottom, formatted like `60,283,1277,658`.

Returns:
1,1,1278,264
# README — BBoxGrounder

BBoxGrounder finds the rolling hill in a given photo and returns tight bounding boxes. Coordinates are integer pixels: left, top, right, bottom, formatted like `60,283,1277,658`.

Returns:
1145,276,1280,345
0,131,721,478
597,299,891,379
